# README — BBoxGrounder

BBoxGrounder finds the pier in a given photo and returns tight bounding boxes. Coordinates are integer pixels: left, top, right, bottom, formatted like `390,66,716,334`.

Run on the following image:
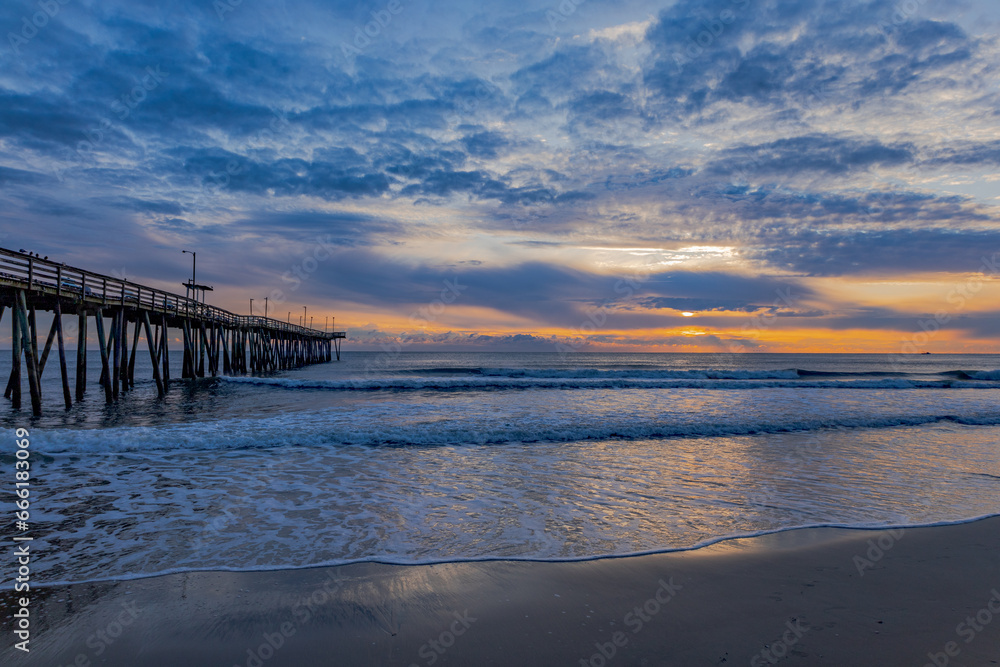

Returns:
0,247,345,416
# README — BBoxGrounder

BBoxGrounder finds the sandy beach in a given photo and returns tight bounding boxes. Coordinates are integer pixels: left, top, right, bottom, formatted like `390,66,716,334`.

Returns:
4,516,999,666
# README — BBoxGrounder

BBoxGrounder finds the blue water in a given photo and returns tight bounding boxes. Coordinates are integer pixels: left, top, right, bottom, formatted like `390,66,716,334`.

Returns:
2,351,999,585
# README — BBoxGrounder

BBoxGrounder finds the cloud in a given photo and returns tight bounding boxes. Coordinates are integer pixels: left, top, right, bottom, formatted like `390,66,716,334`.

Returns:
0,165,46,185
748,227,1000,275
639,297,775,313
461,131,509,158
924,140,1000,166
710,134,914,176
0,0,998,349
642,0,978,120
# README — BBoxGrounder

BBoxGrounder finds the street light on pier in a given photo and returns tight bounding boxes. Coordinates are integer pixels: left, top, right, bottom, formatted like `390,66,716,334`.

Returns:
181,250,196,299
250,298,254,316
181,249,213,310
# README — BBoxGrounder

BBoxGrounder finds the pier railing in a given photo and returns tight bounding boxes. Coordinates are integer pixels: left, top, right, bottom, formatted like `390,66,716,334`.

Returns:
0,247,340,339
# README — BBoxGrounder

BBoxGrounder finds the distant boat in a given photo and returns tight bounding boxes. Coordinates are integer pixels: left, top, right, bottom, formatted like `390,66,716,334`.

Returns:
920,351,931,354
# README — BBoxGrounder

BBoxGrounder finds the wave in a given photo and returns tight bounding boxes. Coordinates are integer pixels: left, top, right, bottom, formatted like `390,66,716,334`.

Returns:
410,367,803,379
401,367,1000,380
218,374,1000,392
29,413,1000,453
795,369,910,377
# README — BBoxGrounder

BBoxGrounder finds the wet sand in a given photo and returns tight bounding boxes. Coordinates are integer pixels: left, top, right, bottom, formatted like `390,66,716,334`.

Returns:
4,517,1000,666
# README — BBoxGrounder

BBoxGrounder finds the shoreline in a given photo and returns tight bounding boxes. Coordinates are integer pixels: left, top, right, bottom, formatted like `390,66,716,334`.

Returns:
5,517,1000,665
20,511,1000,589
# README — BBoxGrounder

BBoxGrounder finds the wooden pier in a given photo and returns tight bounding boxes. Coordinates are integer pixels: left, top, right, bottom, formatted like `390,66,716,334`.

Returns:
0,247,345,416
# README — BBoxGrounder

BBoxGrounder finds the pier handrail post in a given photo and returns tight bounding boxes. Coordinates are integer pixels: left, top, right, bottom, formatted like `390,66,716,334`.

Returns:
27,256,33,289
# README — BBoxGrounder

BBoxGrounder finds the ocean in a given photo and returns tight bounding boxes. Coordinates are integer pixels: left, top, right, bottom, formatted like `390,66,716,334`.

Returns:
3,351,1000,587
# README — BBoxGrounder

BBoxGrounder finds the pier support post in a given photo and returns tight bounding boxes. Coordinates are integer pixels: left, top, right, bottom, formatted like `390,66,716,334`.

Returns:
27,303,39,382
16,291,42,416
199,322,212,376
161,313,170,382
38,312,58,383
111,309,121,400
143,311,165,397
76,307,87,400
95,311,114,404
7,302,21,408
221,327,231,374
197,321,206,377
128,313,140,389
182,319,194,379
54,301,72,409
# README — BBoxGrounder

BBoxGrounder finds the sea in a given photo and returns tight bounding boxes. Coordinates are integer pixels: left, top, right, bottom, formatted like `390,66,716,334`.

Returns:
2,350,1000,587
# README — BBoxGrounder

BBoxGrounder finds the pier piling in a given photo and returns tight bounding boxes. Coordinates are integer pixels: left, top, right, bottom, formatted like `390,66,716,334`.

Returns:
0,247,345,415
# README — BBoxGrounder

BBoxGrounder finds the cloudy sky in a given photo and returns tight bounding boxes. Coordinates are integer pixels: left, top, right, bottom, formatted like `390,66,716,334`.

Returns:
2,0,999,352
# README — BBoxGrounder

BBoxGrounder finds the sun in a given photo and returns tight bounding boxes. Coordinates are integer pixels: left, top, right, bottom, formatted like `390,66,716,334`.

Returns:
681,312,695,317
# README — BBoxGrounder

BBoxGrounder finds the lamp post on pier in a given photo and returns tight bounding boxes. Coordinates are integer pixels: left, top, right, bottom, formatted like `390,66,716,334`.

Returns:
181,249,213,313
182,250,196,300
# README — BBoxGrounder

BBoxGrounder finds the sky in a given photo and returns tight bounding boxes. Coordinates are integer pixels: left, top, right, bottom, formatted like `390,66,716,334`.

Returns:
1,0,999,353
